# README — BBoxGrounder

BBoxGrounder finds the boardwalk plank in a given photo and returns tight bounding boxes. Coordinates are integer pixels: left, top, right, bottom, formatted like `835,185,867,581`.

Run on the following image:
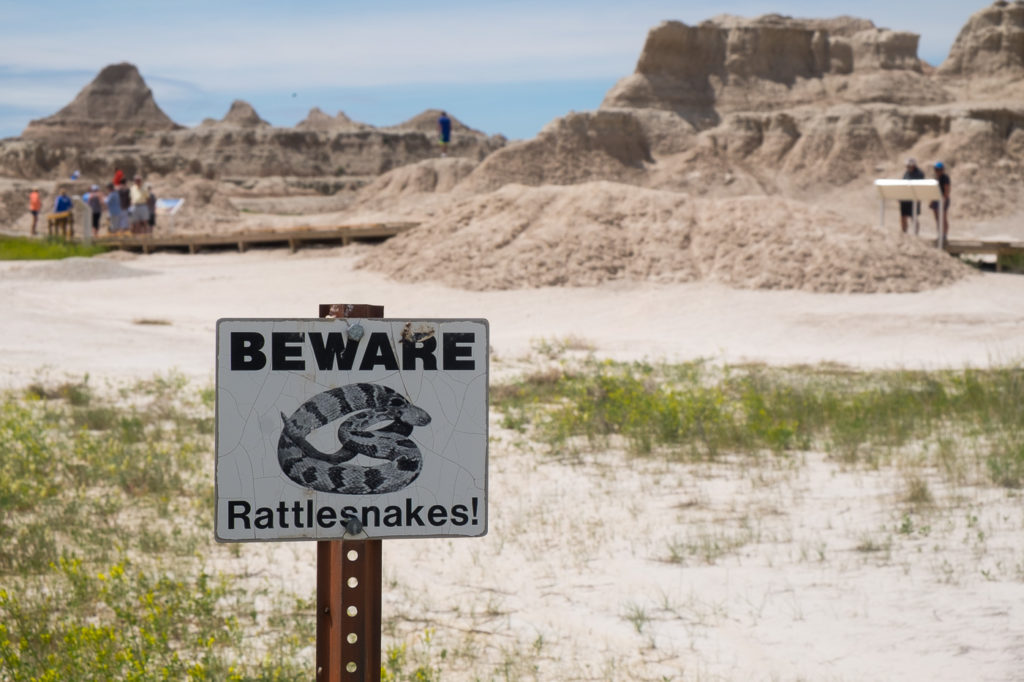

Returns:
89,222,417,254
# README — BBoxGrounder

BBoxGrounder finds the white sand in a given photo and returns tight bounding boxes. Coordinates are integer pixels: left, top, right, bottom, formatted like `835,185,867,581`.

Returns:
1,248,1022,387
2,247,1023,681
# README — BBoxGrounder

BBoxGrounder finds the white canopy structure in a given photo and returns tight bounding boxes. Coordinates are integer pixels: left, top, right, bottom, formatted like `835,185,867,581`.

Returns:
874,179,945,247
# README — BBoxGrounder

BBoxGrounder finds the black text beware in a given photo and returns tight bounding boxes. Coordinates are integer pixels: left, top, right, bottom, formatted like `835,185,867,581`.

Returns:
230,330,477,372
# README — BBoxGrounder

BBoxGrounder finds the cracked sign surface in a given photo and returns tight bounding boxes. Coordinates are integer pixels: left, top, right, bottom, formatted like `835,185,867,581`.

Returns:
215,319,488,541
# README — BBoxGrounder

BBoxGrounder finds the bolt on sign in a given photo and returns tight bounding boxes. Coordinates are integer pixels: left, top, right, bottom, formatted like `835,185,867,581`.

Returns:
215,318,488,541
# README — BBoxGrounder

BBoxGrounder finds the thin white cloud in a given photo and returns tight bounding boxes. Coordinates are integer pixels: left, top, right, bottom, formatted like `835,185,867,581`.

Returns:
0,0,985,139
0,1,975,93
0,86,78,110
0,7,654,90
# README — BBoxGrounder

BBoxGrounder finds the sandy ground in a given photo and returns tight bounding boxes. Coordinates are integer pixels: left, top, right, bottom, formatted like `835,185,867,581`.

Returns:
2,246,1023,681
1,247,1024,387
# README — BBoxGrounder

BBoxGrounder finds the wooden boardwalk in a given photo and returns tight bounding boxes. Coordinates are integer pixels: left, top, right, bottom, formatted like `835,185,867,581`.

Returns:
943,239,1024,271
92,222,418,254
63,229,1024,270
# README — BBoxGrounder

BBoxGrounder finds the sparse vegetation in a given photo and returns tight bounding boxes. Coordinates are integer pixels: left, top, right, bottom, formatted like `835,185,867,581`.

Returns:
904,474,935,507
666,528,754,566
0,375,311,680
4,352,1023,680
622,603,650,634
997,252,1024,274
381,628,443,682
493,353,1024,489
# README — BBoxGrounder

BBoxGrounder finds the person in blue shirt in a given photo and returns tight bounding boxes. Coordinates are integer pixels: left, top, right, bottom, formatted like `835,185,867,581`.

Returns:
51,190,73,238
438,111,452,157
105,182,124,232
53,190,72,213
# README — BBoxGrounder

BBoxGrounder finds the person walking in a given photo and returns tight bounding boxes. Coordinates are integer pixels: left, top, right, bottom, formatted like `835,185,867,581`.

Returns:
129,175,150,234
899,158,924,233
105,182,124,233
88,185,103,237
930,161,951,242
118,180,132,229
438,111,452,157
146,184,157,233
28,187,42,235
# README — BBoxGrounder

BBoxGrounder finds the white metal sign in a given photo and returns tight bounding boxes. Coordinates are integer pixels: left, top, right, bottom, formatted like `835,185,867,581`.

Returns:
215,318,488,541
155,198,185,215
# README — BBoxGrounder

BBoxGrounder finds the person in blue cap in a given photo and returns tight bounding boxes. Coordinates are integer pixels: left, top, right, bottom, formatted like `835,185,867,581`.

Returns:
929,161,951,241
52,189,73,238
53,189,72,214
437,111,452,157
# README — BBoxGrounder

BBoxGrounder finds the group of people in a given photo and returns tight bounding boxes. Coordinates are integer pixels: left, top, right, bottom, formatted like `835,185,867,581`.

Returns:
102,169,157,235
28,187,77,237
899,158,951,240
27,168,157,238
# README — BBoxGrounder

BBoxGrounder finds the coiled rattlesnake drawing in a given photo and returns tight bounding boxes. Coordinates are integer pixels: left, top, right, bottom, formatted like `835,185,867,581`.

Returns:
278,383,430,494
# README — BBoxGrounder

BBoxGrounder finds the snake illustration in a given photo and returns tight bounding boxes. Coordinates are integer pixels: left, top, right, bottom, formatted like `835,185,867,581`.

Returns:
277,383,431,494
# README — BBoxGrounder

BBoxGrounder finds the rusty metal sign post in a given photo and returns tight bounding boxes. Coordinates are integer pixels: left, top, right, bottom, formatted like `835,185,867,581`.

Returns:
215,304,489,682
318,303,383,682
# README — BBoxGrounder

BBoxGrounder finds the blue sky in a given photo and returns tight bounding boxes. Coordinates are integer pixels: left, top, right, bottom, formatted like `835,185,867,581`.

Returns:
0,1,982,141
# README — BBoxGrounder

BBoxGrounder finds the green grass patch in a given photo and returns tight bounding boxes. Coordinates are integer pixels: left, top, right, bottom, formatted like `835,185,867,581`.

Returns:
382,628,444,682
492,357,1024,487
0,235,109,260
0,375,311,680
997,252,1024,274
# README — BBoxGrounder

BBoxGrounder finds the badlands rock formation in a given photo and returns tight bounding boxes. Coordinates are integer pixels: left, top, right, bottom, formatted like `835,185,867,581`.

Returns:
3,2,1023,295
452,2,1023,218
601,13,938,127
940,0,1024,78
21,63,179,144
461,110,654,193
295,108,371,132
360,1,1024,293
360,181,967,293
0,66,505,181
200,100,270,128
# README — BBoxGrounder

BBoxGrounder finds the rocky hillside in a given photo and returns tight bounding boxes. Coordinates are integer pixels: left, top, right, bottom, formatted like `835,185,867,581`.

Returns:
939,0,1024,78
199,100,270,128
452,1,1023,222
3,2,1022,244
0,66,505,181
21,63,179,144
601,14,939,128
295,108,371,132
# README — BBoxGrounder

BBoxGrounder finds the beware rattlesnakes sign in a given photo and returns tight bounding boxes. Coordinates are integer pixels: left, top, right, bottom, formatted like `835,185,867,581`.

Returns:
215,318,488,541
